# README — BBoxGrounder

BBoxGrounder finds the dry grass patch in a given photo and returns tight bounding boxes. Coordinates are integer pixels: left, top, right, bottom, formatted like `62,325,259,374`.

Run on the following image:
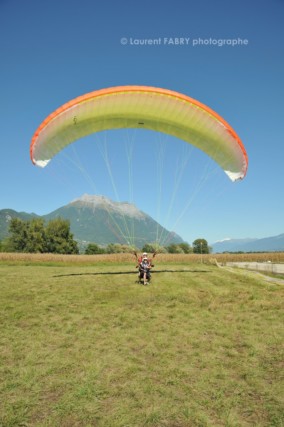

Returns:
1,251,284,266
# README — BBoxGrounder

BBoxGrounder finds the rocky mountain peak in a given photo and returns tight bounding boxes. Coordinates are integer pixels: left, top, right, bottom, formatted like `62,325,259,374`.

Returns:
70,194,146,219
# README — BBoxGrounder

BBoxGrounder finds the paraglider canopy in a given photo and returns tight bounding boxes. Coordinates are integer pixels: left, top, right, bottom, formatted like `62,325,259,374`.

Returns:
30,85,248,181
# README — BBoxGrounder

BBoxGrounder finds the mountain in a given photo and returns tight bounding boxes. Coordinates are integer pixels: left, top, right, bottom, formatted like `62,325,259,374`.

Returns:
0,195,184,248
43,194,183,248
212,234,284,253
211,238,258,253
1,197,283,251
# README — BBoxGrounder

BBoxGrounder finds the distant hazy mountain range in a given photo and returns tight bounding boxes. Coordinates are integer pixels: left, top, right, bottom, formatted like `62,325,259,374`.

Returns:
211,234,284,253
0,194,183,248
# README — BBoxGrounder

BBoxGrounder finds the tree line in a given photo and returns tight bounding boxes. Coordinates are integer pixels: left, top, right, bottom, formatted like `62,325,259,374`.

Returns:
85,240,210,254
0,217,210,255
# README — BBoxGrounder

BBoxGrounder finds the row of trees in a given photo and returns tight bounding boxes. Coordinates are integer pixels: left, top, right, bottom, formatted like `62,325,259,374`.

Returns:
85,240,211,255
0,217,210,255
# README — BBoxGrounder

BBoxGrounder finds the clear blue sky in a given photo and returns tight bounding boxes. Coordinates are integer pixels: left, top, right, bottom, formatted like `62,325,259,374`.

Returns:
0,0,283,245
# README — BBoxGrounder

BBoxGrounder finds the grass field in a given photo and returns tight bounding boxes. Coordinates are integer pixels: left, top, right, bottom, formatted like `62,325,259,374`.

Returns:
0,255,283,426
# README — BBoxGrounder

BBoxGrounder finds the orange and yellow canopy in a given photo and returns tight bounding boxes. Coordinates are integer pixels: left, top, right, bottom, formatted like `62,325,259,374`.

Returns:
30,85,248,181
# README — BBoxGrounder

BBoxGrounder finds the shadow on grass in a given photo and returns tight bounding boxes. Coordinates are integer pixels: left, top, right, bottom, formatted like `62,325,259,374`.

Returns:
53,269,210,278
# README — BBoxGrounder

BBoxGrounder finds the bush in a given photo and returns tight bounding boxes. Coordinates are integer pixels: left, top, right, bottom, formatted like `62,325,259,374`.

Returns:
85,243,106,255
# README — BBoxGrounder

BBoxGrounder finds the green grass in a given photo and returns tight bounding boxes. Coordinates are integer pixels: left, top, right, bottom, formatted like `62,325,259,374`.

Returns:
0,260,283,426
